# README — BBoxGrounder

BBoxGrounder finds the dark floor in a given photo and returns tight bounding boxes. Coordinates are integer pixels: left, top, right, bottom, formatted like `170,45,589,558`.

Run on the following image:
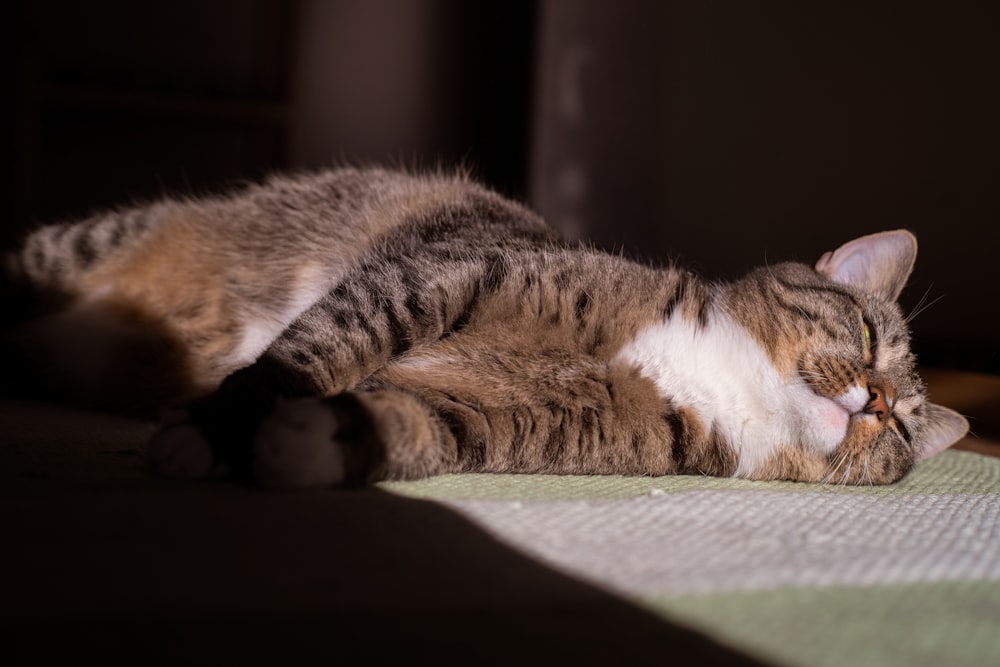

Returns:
4,368,996,665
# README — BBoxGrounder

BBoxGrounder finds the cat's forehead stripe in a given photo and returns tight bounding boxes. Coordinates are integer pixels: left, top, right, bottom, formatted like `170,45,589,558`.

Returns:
776,275,865,312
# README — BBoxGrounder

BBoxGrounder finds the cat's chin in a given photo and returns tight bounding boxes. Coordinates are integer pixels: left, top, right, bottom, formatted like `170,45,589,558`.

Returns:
816,401,850,453
793,393,851,456
793,384,872,456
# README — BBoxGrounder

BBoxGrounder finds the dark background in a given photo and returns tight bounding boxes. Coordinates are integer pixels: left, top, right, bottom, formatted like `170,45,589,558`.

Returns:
3,0,998,372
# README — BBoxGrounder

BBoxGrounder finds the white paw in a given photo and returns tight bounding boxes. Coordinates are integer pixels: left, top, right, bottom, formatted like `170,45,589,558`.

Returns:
148,419,224,479
252,397,346,489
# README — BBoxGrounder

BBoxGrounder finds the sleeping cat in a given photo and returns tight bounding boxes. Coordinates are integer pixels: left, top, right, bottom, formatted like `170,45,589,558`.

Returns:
3,167,968,488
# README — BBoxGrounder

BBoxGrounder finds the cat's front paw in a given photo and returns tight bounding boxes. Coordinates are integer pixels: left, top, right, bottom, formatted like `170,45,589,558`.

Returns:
252,397,346,489
148,411,230,479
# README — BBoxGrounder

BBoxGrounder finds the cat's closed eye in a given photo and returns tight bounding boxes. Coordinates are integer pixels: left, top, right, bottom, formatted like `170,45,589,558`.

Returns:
863,321,876,356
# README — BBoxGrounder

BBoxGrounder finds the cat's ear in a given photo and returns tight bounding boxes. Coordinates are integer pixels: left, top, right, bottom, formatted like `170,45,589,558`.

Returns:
815,230,917,301
915,403,969,461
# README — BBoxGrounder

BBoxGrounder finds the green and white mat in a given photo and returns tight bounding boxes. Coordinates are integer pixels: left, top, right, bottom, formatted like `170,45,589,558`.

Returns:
382,450,1000,667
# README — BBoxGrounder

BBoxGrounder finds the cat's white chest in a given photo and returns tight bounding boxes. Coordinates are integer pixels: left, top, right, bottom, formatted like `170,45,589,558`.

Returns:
616,308,843,476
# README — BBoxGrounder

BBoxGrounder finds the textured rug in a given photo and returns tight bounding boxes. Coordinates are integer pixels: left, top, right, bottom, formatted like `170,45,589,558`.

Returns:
382,451,1000,667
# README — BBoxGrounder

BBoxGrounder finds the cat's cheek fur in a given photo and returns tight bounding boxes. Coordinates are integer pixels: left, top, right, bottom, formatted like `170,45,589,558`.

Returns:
837,417,911,484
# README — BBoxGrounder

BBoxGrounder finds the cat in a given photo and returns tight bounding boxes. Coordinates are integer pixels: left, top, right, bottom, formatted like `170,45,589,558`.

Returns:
2,167,969,488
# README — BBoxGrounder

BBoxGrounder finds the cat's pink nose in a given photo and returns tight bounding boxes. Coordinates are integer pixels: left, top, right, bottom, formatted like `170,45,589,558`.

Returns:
865,384,892,420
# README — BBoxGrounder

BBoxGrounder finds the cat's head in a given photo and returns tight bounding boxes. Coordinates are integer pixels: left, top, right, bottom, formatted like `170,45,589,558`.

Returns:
727,230,968,484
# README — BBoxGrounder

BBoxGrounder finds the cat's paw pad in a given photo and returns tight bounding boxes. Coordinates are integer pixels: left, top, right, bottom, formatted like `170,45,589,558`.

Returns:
148,418,225,479
252,397,346,489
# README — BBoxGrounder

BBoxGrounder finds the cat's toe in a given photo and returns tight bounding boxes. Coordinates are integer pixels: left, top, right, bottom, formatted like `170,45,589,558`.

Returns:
148,423,220,479
252,397,346,489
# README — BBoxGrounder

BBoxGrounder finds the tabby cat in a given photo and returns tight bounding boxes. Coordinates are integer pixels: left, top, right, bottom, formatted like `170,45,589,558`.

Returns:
3,167,968,488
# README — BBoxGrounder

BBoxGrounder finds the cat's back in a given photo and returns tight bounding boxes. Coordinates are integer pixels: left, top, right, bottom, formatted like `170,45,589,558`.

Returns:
11,168,518,288
2,167,555,412
7,167,552,322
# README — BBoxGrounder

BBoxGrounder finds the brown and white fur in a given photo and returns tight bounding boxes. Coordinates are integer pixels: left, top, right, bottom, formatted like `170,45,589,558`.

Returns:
2,167,969,488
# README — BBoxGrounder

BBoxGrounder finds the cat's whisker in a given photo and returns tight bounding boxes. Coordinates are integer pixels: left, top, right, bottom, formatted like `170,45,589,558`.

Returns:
795,304,814,323
839,459,853,486
905,285,933,323
905,287,944,324
825,455,842,485
821,451,848,485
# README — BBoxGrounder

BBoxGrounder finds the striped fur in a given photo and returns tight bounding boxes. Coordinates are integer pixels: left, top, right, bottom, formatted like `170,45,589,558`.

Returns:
2,168,968,487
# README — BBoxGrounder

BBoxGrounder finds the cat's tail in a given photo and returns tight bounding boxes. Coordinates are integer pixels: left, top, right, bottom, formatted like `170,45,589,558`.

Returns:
8,204,158,297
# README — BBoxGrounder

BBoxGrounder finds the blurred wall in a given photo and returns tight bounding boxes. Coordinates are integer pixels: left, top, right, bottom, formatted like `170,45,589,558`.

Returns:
291,0,535,196
531,0,999,369
2,0,297,241
1,0,534,240
2,0,997,371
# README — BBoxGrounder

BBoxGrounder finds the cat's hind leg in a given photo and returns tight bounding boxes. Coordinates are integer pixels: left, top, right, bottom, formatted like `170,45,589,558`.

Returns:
250,390,456,489
251,397,350,488
147,409,226,479
147,394,348,486
148,381,451,489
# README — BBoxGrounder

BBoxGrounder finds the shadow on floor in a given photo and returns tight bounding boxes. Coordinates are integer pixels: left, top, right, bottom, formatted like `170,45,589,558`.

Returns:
1,399,765,665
